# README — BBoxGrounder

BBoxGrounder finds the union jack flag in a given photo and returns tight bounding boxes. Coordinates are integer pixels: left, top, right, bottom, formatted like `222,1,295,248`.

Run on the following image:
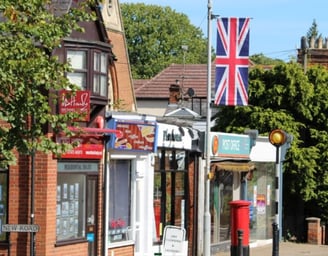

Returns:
214,17,250,106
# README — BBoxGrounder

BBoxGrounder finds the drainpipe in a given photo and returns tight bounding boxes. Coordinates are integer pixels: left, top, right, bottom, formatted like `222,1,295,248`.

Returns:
102,134,110,256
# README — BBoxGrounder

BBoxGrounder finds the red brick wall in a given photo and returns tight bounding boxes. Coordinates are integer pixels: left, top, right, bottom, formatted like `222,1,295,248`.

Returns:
108,244,134,256
107,30,136,112
306,217,321,245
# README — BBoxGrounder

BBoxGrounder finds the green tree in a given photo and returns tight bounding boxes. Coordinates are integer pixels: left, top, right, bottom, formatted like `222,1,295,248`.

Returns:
213,63,328,222
250,53,284,65
306,19,319,44
0,0,93,167
121,3,208,79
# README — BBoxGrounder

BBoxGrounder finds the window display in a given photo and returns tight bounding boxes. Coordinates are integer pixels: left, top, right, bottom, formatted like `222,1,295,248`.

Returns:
56,174,85,241
108,160,131,242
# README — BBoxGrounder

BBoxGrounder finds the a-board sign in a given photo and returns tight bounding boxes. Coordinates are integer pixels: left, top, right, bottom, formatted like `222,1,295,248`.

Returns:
163,225,186,253
2,224,40,233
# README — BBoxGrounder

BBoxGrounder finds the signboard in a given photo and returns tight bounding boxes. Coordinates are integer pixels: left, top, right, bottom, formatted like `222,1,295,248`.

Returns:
2,224,40,233
156,123,192,150
108,120,157,152
59,90,90,121
56,136,103,159
211,132,251,158
163,226,186,254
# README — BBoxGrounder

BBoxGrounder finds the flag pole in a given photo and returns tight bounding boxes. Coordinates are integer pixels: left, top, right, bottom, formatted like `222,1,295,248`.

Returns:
204,0,212,255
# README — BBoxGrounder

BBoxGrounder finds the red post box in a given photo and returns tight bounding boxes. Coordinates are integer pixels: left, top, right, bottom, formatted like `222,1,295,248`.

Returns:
229,200,251,256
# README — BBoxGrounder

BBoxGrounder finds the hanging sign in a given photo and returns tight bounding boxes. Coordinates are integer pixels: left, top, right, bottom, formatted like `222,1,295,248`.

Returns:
59,90,90,121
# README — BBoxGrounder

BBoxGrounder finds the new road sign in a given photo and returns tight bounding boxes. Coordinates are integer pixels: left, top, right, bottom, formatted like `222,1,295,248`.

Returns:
2,224,40,233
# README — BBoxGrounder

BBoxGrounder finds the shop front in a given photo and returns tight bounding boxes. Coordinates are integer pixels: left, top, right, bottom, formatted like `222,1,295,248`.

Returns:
107,113,157,256
153,122,202,256
209,132,256,253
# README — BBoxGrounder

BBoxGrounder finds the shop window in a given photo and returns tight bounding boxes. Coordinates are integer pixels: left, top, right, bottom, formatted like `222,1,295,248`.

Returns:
56,162,98,243
66,48,108,98
247,162,275,240
153,150,188,242
108,160,131,243
0,169,8,242
211,170,233,243
56,173,86,241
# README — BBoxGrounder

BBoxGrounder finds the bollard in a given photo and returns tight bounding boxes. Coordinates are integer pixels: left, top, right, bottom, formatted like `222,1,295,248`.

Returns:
272,222,279,256
237,229,243,256
229,200,250,256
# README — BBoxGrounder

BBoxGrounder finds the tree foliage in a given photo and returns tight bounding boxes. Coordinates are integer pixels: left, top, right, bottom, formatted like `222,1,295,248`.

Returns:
0,0,93,167
306,19,319,43
250,53,284,65
213,63,328,220
121,3,208,79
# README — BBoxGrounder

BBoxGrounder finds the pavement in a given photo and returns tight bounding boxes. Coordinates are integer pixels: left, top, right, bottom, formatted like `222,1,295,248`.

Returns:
215,241,328,256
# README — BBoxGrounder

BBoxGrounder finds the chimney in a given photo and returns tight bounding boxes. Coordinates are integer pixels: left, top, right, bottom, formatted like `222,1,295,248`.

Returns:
317,36,323,49
169,84,181,105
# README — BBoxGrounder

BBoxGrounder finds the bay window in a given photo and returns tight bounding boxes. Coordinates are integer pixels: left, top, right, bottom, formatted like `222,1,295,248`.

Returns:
65,47,109,99
67,50,87,90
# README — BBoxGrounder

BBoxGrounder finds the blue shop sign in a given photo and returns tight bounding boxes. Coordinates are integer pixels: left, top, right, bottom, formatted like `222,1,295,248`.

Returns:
210,132,251,158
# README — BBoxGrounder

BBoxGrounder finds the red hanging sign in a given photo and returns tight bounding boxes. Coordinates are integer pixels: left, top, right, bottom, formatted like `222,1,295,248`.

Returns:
59,90,90,121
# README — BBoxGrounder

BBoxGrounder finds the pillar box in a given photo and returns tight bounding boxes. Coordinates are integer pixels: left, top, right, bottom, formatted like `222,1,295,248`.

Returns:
229,200,251,256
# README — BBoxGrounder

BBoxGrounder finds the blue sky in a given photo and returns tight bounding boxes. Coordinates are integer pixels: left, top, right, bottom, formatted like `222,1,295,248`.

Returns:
119,0,328,61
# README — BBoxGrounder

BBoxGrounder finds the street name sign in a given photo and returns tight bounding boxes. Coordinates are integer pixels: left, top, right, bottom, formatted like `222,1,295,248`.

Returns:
2,224,40,233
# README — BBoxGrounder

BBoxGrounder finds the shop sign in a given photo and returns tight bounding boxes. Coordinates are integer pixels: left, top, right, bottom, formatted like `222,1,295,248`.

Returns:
211,132,250,158
157,123,192,150
57,162,98,172
107,120,157,152
59,90,90,121
56,136,103,159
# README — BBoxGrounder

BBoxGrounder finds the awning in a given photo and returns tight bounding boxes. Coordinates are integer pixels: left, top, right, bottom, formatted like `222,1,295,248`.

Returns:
211,161,255,172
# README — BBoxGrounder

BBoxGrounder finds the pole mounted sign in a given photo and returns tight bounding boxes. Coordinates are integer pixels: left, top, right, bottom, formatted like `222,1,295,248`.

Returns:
2,224,40,233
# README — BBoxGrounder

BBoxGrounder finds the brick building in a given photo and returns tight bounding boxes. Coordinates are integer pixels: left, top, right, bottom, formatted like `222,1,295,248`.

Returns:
0,1,136,255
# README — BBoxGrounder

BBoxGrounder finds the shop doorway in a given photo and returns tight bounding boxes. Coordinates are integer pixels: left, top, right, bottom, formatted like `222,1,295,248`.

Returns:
154,149,189,241
86,176,97,256
211,170,233,243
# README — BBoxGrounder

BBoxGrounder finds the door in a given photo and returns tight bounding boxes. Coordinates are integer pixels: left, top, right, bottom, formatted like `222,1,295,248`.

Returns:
87,176,97,256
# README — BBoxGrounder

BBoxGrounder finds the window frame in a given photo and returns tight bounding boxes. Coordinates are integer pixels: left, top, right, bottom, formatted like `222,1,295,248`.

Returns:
108,159,133,244
64,41,111,104
56,161,99,245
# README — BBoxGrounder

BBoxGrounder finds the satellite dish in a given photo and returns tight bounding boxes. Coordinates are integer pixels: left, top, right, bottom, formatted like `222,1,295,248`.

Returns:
186,88,195,97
